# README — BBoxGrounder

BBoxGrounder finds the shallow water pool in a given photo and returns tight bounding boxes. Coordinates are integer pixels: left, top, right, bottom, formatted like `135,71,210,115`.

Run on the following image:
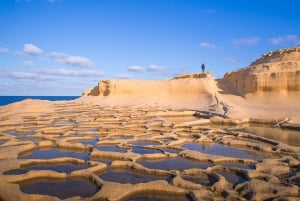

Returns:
68,137,98,146
19,178,99,199
127,193,192,201
99,168,171,184
5,163,89,175
215,170,247,185
96,145,128,153
139,157,213,171
160,147,180,154
133,141,161,146
19,148,90,161
182,143,260,160
132,147,162,154
233,126,300,147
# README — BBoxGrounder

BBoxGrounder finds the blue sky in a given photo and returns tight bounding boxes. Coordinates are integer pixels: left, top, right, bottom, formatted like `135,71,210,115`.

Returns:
0,0,299,95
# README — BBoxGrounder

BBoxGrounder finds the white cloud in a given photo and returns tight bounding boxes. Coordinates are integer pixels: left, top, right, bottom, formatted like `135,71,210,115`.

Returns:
64,56,93,67
127,65,144,72
23,43,42,55
147,65,166,72
232,37,259,45
7,71,54,81
41,68,103,77
24,60,34,66
115,74,134,79
50,51,68,58
269,37,284,45
0,47,9,53
6,68,104,81
49,51,93,67
8,71,39,79
199,42,217,49
50,51,68,64
269,34,300,45
286,35,300,43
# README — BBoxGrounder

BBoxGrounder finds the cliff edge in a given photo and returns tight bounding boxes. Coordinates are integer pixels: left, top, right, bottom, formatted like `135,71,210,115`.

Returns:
80,45,300,122
81,72,218,109
223,46,300,95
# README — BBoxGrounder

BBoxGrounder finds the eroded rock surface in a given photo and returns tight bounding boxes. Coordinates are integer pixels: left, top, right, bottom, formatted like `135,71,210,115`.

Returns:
224,46,300,95
0,101,299,201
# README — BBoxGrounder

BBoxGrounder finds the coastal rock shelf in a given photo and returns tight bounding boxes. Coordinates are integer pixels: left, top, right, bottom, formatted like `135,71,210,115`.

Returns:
0,101,299,201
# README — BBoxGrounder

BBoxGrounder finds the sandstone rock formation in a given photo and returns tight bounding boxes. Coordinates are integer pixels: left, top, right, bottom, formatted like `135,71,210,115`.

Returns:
224,46,300,95
82,46,300,100
81,45,300,123
81,72,218,109
83,72,214,97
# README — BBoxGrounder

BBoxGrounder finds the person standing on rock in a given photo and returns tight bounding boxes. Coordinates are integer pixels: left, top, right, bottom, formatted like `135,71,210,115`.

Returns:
201,63,205,73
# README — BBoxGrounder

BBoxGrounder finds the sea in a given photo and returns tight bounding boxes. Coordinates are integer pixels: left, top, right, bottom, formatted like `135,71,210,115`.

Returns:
0,96,80,106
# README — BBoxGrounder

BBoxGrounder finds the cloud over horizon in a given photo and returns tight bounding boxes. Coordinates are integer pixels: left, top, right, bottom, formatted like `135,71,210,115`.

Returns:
5,68,104,81
147,64,166,72
232,37,260,46
127,65,144,72
41,68,103,77
50,51,93,67
8,71,36,79
50,51,69,58
269,34,300,45
64,56,93,67
23,44,42,56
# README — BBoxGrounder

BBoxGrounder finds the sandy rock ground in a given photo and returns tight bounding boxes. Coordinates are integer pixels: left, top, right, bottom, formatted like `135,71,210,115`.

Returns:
0,99,299,201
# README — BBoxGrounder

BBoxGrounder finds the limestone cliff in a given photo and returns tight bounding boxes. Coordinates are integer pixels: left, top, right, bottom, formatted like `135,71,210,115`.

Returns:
224,45,300,95
81,72,217,109
81,46,300,103
82,73,214,97
80,45,300,122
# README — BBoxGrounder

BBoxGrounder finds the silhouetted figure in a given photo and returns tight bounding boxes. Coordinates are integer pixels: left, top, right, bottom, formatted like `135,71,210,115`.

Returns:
201,63,205,73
